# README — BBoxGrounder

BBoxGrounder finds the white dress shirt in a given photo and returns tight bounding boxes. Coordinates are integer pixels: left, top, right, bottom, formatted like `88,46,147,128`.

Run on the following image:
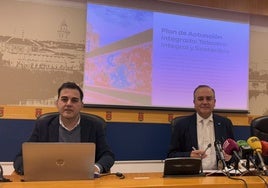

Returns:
196,114,217,170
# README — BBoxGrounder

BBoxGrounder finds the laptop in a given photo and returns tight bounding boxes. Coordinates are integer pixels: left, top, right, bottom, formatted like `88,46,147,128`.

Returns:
163,157,202,177
22,142,95,181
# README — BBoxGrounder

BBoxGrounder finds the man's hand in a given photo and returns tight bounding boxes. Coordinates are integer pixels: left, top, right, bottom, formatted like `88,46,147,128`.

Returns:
190,149,207,159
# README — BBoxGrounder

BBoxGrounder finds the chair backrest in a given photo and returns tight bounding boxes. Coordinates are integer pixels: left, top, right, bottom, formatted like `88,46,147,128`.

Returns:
37,112,106,130
170,116,187,132
250,116,268,142
250,116,268,165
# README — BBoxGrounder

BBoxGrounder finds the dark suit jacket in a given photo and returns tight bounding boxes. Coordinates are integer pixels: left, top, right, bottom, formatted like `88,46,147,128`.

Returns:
168,113,234,158
13,114,115,174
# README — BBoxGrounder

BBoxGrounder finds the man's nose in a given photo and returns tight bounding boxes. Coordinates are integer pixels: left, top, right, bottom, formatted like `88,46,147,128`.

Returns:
66,99,73,104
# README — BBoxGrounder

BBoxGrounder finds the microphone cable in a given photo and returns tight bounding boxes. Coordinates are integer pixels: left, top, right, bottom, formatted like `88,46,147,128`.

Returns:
209,161,248,188
233,146,268,188
218,158,249,188
256,174,268,188
216,139,248,188
240,165,268,188
247,155,268,187
227,175,248,188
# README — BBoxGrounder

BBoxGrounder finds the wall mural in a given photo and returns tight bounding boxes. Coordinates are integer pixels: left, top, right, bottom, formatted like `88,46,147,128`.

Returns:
249,24,268,115
0,0,85,106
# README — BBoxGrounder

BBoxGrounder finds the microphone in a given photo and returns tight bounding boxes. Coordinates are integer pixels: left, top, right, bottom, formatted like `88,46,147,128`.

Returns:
223,138,241,161
200,143,212,174
237,140,253,158
248,139,268,186
202,143,212,156
247,136,268,175
222,138,242,171
261,140,268,156
237,140,254,170
214,140,229,176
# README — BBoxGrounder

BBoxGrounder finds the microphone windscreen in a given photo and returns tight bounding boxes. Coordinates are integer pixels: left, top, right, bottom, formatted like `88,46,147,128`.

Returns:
237,140,253,159
222,138,239,155
247,136,262,153
261,140,268,156
237,140,249,148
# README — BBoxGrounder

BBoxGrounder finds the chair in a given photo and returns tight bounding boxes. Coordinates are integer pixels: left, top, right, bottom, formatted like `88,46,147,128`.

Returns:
250,116,268,164
170,116,187,132
37,112,106,130
250,116,268,142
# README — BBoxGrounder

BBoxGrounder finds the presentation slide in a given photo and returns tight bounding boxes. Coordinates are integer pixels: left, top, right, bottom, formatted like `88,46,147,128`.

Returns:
83,2,249,111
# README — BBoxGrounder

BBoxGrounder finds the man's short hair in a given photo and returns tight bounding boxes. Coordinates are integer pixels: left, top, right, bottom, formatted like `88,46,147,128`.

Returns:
57,82,84,101
193,85,215,99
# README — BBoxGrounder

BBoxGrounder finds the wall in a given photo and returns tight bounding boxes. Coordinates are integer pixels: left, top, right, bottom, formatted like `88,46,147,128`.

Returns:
0,0,268,117
0,0,266,170
0,0,85,105
0,118,251,162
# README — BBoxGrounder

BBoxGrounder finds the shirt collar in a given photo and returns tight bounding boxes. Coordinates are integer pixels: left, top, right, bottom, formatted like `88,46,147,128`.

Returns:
197,113,213,123
59,115,81,131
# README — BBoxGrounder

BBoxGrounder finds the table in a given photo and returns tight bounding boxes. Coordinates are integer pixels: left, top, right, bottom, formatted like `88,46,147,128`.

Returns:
1,172,267,188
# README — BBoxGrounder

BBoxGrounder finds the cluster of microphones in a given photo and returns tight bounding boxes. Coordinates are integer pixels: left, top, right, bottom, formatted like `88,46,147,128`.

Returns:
215,136,268,176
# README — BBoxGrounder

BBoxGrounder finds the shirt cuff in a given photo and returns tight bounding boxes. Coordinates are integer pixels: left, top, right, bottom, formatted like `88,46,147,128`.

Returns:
94,163,102,174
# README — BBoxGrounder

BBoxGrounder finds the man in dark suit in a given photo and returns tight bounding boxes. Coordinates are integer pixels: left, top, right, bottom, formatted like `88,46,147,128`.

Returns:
168,85,234,170
13,82,114,175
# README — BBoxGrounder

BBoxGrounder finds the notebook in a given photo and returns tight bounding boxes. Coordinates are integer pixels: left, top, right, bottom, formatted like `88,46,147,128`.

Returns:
163,157,202,177
22,142,95,181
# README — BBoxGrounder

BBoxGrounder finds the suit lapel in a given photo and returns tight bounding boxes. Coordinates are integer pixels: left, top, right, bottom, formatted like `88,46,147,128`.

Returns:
190,114,198,149
213,115,223,141
48,116,60,142
80,117,91,142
